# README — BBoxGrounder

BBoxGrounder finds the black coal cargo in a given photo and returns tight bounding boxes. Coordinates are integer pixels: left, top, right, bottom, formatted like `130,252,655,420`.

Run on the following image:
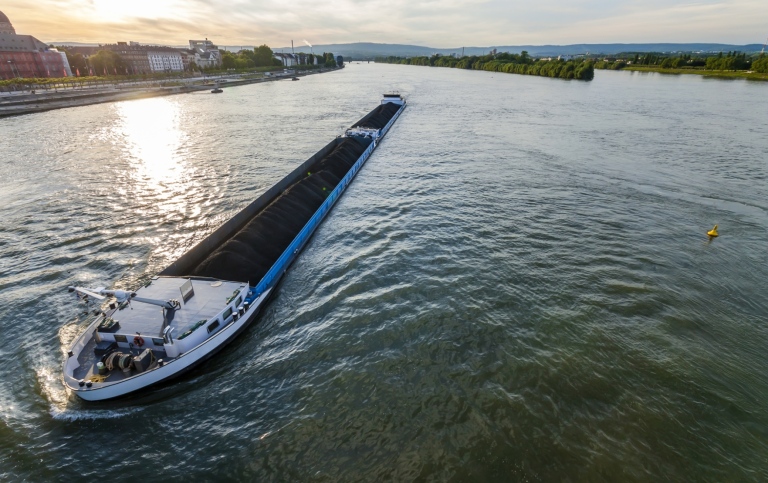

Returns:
182,136,372,284
351,102,401,130
159,98,405,290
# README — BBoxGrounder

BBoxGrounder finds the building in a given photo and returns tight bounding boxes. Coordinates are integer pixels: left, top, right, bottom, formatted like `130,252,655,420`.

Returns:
66,43,184,75
0,11,12,35
188,39,221,69
0,10,70,79
274,52,321,67
108,42,151,74
57,50,72,76
273,53,298,67
192,50,218,69
107,42,184,73
146,47,184,72
179,49,195,71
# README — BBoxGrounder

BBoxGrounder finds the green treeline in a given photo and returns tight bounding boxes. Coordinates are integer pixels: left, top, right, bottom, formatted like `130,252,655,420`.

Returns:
221,49,337,70
221,45,281,69
376,52,594,81
62,44,319,74
597,51,768,73
755,56,768,73
321,52,338,68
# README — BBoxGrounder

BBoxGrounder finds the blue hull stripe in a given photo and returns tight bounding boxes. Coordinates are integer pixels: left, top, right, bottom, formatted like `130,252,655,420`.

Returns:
249,102,405,301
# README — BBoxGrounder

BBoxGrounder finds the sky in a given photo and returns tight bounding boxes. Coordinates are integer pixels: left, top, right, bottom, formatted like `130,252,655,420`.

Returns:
2,0,766,47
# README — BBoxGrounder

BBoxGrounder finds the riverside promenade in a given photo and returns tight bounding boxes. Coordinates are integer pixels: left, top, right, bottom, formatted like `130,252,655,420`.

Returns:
0,67,338,118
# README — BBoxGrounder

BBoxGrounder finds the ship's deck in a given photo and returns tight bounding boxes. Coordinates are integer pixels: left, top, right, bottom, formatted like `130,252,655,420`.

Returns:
73,342,167,381
72,277,245,382
113,277,245,338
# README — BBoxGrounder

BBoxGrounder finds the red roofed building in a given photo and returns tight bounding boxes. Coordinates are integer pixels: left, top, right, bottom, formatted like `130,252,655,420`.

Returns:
0,10,71,79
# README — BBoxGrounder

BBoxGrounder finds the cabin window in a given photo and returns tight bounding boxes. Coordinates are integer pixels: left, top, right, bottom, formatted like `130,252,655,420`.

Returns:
223,307,233,320
207,320,220,333
152,338,164,346
114,334,128,343
235,296,242,307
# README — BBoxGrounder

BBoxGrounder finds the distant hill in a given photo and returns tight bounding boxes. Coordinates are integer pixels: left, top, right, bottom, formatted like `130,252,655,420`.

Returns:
277,42,765,59
49,41,764,58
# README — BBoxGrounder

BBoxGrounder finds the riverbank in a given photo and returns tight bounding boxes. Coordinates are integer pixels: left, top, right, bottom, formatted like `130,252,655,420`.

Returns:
376,55,594,81
619,66,768,81
0,67,339,118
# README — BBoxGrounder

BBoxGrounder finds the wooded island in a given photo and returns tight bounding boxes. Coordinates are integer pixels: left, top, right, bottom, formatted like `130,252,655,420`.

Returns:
376,52,595,81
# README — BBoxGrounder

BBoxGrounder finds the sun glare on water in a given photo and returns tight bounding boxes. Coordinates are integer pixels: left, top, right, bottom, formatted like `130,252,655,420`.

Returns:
114,98,188,188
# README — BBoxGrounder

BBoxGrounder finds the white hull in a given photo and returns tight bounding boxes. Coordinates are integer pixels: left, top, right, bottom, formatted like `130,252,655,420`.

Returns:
64,290,270,401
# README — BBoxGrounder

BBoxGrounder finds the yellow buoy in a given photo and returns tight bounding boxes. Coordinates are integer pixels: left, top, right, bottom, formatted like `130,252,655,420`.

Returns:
707,224,719,237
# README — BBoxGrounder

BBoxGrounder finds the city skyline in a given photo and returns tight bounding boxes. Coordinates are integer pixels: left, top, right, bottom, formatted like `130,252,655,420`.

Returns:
2,0,765,48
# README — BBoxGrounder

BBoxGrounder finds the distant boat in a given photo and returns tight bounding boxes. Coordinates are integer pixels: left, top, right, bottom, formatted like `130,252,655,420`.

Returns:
211,87,223,93
291,77,299,81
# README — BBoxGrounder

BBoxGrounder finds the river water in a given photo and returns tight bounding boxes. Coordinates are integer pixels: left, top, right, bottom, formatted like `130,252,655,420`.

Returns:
1,64,767,481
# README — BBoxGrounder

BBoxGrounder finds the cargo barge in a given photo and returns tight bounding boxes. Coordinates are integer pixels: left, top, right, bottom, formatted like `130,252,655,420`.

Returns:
63,94,406,401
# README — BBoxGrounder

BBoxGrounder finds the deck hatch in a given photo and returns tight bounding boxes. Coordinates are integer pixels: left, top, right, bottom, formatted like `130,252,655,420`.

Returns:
180,279,194,302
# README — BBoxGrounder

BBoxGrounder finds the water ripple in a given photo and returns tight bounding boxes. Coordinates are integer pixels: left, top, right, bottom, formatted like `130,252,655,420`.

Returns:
0,66,767,481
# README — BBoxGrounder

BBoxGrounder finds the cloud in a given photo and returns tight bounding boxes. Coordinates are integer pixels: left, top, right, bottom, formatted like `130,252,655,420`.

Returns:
1,0,764,47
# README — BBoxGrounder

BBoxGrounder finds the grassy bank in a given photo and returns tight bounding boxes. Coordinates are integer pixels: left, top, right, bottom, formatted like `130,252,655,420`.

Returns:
620,66,768,81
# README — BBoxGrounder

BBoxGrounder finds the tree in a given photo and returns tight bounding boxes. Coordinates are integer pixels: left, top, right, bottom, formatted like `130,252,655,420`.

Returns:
238,49,256,63
89,50,126,75
753,55,768,73
323,52,336,67
221,51,236,69
253,45,274,66
705,51,749,71
67,53,87,75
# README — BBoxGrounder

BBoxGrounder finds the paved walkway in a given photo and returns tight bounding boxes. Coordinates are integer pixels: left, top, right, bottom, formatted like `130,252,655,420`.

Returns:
0,68,334,118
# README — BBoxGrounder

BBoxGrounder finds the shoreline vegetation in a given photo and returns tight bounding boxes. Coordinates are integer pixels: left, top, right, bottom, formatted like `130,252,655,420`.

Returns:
0,63,325,94
1,45,339,94
595,52,768,81
374,50,767,83
375,52,595,81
